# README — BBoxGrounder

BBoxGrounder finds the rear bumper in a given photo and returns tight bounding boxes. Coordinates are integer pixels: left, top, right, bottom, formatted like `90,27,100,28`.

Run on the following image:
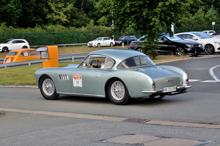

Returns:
142,85,191,94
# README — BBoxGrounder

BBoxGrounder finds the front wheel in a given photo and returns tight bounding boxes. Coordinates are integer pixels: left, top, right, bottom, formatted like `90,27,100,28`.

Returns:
97,43,101,47
39,76,59,100
175,47,185,56
107,79,130,105
205,44,215,54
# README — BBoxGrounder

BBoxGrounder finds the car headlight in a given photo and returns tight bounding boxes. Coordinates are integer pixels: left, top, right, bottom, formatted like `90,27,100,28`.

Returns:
186,44,193,48
214,41,220,45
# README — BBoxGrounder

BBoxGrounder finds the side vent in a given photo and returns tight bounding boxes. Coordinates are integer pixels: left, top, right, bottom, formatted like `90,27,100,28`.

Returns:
59,74,69,80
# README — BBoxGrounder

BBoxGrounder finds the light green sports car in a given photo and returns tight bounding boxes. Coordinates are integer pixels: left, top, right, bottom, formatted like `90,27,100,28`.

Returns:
35,49,191,105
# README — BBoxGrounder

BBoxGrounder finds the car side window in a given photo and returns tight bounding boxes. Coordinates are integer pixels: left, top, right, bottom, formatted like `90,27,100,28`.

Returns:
30,50,39,56
20,51,29,57
12,41,17,44
79,55,114,69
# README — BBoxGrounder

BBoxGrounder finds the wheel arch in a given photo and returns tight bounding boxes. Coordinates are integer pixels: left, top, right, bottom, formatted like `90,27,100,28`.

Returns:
104,77,130,99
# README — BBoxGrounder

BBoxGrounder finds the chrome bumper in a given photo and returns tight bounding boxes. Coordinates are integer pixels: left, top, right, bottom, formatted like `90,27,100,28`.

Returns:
142,85,191,94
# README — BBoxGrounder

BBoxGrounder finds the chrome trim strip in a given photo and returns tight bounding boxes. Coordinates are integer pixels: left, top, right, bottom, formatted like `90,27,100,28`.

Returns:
177,85,191,89
57,92,105,97
142,89,163,94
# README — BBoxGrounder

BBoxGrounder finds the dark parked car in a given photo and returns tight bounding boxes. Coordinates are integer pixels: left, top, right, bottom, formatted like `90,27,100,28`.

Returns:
115,36,137,45
129,33,205,56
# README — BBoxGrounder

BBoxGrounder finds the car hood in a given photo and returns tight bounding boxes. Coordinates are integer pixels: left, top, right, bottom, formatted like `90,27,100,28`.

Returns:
172,40,200,45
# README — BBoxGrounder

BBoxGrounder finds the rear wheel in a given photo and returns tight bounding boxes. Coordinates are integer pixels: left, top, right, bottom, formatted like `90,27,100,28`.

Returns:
39,76,59,100
205,44,215,54
107,79,130,105
110,42,113,47
22,46,28,49
2,47,8,53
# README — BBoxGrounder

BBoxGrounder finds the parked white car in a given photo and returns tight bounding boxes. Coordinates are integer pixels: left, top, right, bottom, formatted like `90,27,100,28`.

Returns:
202,30,216,35
0,39,30,53
87,37,115,47
175,32,220,54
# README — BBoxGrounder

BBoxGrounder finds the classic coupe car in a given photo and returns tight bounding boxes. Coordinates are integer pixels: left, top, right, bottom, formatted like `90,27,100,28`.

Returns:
35,49,191,105
2,48,40,64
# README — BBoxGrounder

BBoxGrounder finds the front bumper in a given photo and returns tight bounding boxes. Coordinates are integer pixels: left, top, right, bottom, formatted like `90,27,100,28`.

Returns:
142,85,191,94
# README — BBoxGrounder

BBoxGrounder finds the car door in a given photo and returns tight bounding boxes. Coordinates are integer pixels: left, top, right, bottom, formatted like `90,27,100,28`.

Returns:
156,36,174,51
71,54,109,96
71,68,105,96
104,37,110,46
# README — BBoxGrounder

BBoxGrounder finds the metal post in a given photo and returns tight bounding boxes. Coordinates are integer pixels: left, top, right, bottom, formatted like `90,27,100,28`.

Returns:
72,56,74,62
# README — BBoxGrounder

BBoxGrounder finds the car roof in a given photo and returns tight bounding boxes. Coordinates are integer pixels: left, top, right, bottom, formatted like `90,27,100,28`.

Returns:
9,48,35,52
89,49,145,61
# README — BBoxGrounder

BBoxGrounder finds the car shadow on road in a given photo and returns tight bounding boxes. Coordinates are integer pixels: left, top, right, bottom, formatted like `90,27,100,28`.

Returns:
57,95,185,106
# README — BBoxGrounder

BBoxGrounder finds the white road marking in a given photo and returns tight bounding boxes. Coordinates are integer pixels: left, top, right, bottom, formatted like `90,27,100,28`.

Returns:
189,79,201,82
209,65,220,81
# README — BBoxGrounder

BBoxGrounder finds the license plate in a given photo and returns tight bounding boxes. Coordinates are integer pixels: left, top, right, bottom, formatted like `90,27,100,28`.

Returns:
162,86,176,93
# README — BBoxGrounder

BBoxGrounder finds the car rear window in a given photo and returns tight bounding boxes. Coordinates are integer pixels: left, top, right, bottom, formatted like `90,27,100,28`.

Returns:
117,56,155,69
7,52,18,56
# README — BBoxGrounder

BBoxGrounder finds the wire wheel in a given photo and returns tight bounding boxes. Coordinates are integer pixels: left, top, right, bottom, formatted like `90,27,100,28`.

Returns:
108,79,130,105
111,81,125,101
40,76,59,100
42,78,55,96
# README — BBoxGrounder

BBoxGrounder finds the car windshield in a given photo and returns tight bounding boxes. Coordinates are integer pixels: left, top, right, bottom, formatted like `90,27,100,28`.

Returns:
119,36,127,40
2,40,11,44
94,38,102,41
117,56,155,69
165,35,182,41
192,32,212,39
7,52,18,56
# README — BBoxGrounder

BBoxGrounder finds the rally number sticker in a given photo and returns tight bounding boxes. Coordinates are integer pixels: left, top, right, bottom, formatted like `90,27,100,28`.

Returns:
73,75,82,87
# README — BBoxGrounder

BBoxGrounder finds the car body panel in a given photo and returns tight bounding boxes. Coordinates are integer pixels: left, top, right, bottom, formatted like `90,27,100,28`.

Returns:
35,49,190,100
2,48,40,64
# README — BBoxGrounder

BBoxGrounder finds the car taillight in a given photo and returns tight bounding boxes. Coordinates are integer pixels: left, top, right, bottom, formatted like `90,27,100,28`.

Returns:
153,82,156,89
186,78,189,84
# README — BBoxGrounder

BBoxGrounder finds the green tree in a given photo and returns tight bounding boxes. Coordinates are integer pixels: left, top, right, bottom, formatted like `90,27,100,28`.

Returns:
96,0,201,58
46,0,74,25
0,0,22,27
204,6,220,26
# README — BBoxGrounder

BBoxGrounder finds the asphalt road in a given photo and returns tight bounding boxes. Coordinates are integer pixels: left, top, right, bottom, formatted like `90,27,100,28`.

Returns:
0,54,220,145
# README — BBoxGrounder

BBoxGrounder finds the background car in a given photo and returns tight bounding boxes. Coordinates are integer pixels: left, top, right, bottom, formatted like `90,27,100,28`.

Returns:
202,30,216,35
212,30,220,38
175,31,220,54
2,48,40,64
87,37,115,47
129,33,204,56
115,36,137,45
35,49,190,105
0,39,30,53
